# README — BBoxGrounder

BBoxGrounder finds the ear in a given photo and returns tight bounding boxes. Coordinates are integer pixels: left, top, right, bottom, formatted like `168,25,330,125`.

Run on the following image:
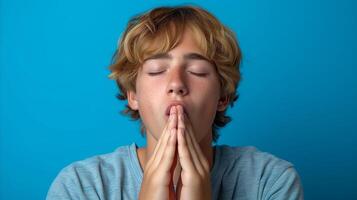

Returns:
127,90,139,110
217,96,229,112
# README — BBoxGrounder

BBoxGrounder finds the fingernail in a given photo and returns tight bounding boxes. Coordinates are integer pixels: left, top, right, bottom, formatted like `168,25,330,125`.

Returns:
170,107,173,115
177,105,182,113
170,106,175,115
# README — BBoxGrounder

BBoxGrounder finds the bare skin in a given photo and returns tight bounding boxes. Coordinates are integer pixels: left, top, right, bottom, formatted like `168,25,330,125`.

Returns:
137,106,179,200
128,28,229,199
138,105,214,200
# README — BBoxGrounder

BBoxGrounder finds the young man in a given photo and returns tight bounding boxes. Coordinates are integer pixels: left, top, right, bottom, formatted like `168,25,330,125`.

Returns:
47,5,304,200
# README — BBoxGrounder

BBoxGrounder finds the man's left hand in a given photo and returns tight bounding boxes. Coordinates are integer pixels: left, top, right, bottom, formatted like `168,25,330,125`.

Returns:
175,105,212,200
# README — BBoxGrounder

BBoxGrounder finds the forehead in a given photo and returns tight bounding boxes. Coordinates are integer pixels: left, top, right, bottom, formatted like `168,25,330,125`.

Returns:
143,29,210,63
139,24,208,62
174,28,203,52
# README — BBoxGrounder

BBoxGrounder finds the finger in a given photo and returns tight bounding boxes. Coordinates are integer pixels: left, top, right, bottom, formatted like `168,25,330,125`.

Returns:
153,106,178,167
168,105,178,129
183,112,207,162
177,106,203,174
148,106,177,170
184,112,210,173
177,106,196,173
158,127,178,172
150,106,175,157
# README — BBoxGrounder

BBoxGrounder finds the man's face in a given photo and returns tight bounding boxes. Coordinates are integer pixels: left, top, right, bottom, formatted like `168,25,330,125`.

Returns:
128,29,226,142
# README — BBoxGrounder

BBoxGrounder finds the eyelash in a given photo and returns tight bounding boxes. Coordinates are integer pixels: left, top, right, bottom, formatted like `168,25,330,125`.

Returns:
190,72,208,77
148,72,163,76
148,71,208,77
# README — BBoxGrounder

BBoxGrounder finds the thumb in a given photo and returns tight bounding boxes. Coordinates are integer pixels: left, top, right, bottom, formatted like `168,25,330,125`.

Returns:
169,144,178,199
176,176,182,200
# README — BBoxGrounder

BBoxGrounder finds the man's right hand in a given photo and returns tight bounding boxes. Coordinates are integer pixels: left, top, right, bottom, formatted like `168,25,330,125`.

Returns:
138,106,178,200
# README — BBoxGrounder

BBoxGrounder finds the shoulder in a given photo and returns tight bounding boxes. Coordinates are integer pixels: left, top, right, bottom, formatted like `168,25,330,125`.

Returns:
216,145,294,173
60,143,133,178
46,143,139,199
213,145,304,199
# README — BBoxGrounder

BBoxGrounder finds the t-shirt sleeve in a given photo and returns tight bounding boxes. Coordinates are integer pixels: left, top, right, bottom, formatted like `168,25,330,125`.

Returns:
266,166,304,200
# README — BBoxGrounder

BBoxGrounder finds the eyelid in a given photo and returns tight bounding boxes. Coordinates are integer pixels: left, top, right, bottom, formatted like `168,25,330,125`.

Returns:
189,71,208,77
146,65,167,75
147,71,164,75
145,64,168,71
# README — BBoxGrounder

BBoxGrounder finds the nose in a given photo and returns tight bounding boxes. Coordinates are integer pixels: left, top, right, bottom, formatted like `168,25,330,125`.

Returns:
167,68,188,96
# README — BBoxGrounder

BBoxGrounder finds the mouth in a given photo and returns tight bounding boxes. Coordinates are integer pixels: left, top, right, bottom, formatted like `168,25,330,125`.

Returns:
165,102,188,117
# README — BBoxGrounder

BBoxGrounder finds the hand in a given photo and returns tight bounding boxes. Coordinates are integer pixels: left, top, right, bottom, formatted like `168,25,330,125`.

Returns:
139,106,178,200
175,105,212,200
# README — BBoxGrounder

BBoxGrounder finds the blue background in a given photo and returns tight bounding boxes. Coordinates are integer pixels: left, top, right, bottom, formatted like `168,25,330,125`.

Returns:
1,0,356,199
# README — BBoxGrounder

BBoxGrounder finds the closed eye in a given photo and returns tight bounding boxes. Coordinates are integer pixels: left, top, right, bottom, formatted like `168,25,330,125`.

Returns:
189,72,208,77
148,71,164,76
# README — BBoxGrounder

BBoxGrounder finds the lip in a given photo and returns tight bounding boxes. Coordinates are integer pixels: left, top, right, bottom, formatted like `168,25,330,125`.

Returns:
165,101,188,116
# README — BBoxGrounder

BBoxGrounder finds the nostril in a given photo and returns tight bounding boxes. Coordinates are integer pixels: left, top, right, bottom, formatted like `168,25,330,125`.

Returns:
168,86,187,96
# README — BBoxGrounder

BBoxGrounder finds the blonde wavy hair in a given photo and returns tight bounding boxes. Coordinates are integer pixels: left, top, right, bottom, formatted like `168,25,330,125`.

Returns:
108,5,242,143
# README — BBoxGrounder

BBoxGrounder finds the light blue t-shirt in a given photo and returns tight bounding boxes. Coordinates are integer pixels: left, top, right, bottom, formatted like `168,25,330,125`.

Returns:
46,143,304,200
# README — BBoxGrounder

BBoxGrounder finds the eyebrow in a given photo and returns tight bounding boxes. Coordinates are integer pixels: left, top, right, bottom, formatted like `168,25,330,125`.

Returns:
144,52,210,62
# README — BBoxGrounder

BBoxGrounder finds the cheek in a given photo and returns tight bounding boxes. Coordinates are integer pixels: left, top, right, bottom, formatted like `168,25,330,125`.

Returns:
136,89,159,119
190,82,221,139
136,82,166,137
193,79,220,107
195,100,218,125
136,78,163,104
